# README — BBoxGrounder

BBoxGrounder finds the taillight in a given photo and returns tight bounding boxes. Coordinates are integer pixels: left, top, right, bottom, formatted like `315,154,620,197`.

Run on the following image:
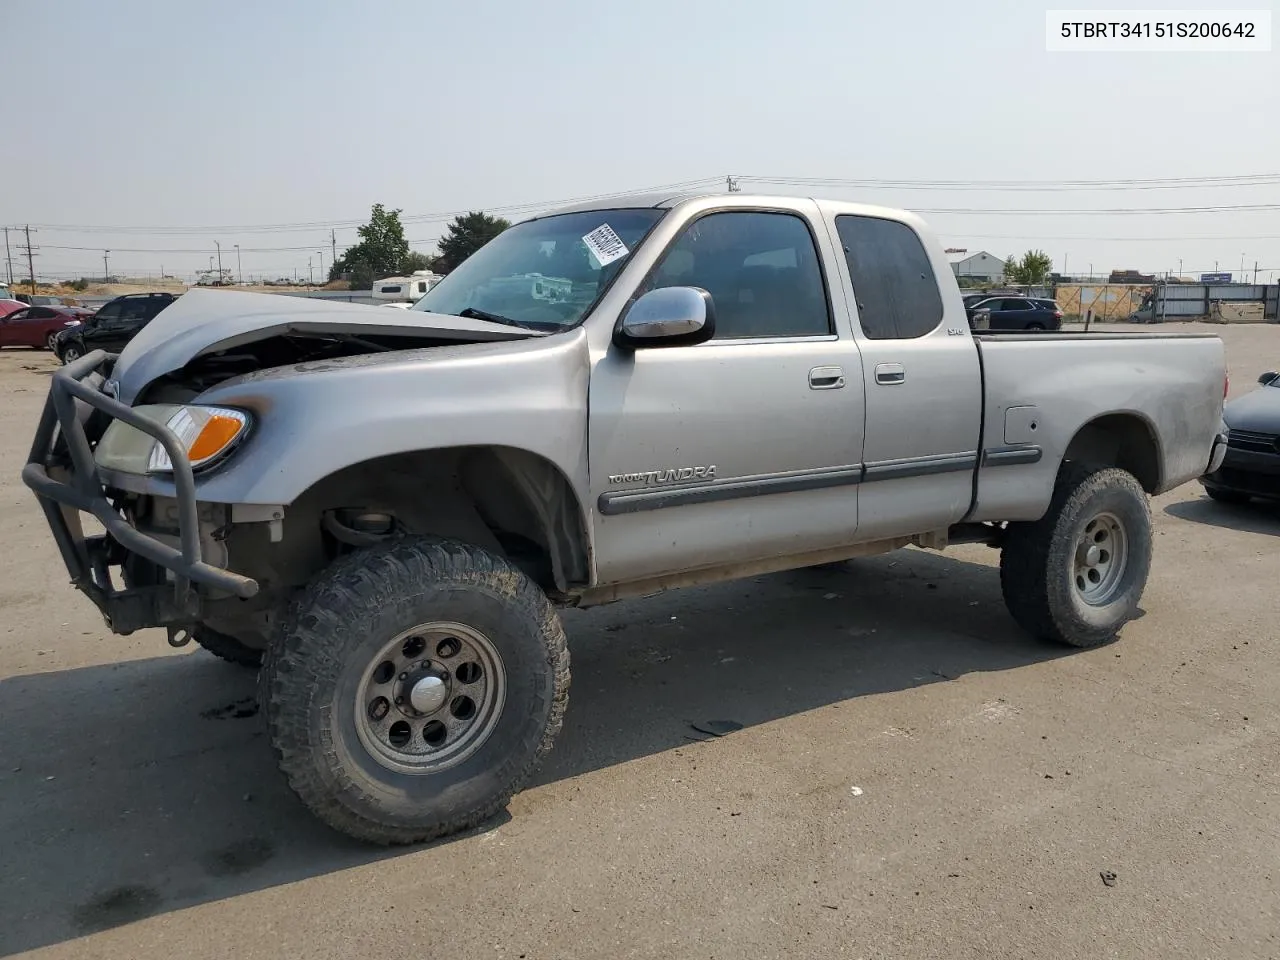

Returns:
1053,311,1063,319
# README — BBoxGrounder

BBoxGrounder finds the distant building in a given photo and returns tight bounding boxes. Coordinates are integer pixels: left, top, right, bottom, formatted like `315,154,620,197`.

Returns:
946,250,1006,282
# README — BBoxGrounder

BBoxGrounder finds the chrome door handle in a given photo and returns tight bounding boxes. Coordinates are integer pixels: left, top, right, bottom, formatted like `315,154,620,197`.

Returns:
874,362,905,385
809,365,845,390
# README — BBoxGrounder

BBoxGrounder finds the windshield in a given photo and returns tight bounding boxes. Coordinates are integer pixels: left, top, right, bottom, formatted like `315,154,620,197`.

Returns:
413,208,666,329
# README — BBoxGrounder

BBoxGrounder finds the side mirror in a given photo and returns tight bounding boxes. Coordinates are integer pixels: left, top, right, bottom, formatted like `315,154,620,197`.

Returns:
1259,371,1278,386
614,286,715,350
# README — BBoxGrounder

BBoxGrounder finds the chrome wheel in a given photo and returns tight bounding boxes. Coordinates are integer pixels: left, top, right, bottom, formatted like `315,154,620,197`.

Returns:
46,333,58,351
1073,512,1128,605
62,344,81,364
354,621,506,775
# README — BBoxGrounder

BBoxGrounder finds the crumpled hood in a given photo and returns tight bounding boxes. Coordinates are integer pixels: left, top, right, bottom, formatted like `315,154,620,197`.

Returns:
109,289,536,403
1224,382,1280,434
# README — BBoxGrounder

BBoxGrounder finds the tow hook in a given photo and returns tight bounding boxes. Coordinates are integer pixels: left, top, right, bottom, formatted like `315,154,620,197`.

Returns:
168,625,194,648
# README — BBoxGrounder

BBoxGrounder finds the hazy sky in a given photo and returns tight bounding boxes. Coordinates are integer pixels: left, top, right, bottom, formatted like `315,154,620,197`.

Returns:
3,0,1279,283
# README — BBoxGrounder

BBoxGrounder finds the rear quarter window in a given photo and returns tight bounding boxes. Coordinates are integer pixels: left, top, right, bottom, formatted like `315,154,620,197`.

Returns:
834,215,944,340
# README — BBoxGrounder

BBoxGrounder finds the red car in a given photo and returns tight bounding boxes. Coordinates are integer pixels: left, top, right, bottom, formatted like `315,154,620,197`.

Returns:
0,305,93,351
0,299,27,318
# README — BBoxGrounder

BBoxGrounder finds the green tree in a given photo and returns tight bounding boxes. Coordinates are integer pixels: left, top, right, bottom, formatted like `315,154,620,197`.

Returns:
330,203,412,289
434,212,511,273
1003,250,1054,285
401,250,434,273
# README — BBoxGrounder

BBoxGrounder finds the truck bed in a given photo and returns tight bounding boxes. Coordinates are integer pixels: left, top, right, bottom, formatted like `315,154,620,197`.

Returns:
969,331,1226,523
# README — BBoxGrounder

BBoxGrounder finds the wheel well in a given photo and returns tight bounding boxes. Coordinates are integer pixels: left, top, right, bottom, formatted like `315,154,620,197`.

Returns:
236,447,591,596
1061,414,1161,492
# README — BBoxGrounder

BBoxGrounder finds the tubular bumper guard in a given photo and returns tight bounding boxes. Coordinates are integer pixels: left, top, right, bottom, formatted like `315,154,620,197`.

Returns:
21,350,259,634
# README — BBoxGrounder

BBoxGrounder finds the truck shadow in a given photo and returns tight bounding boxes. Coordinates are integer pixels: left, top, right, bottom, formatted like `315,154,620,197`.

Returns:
0,548,1076,956
1164,496,1280,538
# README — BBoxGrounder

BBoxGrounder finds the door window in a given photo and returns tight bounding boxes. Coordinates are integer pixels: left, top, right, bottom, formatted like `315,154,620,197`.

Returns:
5,308,31,322
644,211,831,340
1001,299,1033,311
834,215,944,340
93,302,124,326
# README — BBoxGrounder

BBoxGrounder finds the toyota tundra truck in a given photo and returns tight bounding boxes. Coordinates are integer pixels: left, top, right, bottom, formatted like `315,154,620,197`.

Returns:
22,190,1229,845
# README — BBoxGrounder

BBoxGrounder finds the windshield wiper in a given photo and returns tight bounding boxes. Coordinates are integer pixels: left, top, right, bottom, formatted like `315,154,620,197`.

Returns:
456,307,539,331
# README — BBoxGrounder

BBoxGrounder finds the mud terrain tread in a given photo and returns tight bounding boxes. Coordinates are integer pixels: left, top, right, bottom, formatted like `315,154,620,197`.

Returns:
259,537,570,845
193,627,263,668
1000,464,1151,649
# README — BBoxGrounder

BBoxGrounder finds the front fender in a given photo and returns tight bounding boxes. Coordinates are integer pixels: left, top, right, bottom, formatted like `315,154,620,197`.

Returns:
116,328,591,508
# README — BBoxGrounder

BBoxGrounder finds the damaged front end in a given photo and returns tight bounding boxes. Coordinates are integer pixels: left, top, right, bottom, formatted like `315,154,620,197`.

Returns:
22,351,259,638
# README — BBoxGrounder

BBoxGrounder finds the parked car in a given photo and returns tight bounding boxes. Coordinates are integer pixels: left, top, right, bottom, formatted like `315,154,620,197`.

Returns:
1199,370,1280,504
54,292,178,363
0,298,28,319
14,294,69,307
0,305,92,351
966,295,1063,331
23,192,1226,845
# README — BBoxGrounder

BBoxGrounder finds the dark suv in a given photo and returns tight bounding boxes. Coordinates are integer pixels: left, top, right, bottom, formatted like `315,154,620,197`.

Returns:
965,295,1063,331
56,292,178,363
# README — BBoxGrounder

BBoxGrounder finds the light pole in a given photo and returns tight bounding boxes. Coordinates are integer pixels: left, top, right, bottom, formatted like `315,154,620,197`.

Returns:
235,244,242,285
215,240,223,282
1178,258,1182,278
308,257,313,285
317,250,324,284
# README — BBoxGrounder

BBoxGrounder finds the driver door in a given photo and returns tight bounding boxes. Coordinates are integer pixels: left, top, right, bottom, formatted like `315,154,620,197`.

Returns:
588,205,865,585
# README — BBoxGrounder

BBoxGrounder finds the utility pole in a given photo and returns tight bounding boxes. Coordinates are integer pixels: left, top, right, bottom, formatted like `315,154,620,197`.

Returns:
103,250,110,281
317,250,324,283
726,175,739,193
331,228,337,265
4,227,12,285
20,225,37,293
1254,261,1259,284
308,257,313,285
215,240,223,281
235,244,242,285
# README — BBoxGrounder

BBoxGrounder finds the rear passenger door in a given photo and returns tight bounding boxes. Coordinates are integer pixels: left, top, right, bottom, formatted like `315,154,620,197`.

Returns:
994,298,1035,330
827,213,983,540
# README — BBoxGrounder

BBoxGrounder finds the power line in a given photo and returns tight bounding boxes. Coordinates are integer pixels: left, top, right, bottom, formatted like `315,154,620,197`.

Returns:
739,172,1280,192
16,176,726,235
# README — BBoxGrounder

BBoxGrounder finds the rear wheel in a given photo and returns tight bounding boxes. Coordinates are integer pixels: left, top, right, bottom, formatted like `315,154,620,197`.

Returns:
1000,465,1152,648
260,537,570,845
45,333,59,351
1026,322,1046,331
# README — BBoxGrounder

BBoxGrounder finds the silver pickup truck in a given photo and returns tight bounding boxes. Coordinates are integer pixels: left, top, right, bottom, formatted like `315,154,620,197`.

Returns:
23,191,1228,845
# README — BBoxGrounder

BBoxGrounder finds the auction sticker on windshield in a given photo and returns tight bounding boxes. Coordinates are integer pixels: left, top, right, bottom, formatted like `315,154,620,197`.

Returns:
582,223,629,267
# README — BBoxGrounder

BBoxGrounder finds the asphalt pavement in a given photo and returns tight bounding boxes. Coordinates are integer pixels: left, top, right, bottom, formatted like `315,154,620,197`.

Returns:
1,324,1278,960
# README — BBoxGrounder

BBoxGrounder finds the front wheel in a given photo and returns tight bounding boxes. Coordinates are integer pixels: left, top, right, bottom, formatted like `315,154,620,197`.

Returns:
1000,465,1152,648
260,537,570,845
60,343,82,364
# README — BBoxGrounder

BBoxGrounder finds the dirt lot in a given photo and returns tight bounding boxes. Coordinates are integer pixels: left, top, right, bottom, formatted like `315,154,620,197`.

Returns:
1,325,1278,960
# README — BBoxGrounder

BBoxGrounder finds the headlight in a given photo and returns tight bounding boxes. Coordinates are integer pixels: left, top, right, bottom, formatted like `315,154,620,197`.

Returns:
147,406,250,473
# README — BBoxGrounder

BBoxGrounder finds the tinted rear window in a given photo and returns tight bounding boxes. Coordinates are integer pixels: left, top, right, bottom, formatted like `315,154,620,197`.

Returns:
834,215,944,340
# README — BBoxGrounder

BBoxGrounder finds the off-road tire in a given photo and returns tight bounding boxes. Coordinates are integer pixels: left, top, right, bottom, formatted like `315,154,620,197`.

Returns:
1000,465,1152,648
193,627,263,668
1205,486,1250,505
260,537,570,846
